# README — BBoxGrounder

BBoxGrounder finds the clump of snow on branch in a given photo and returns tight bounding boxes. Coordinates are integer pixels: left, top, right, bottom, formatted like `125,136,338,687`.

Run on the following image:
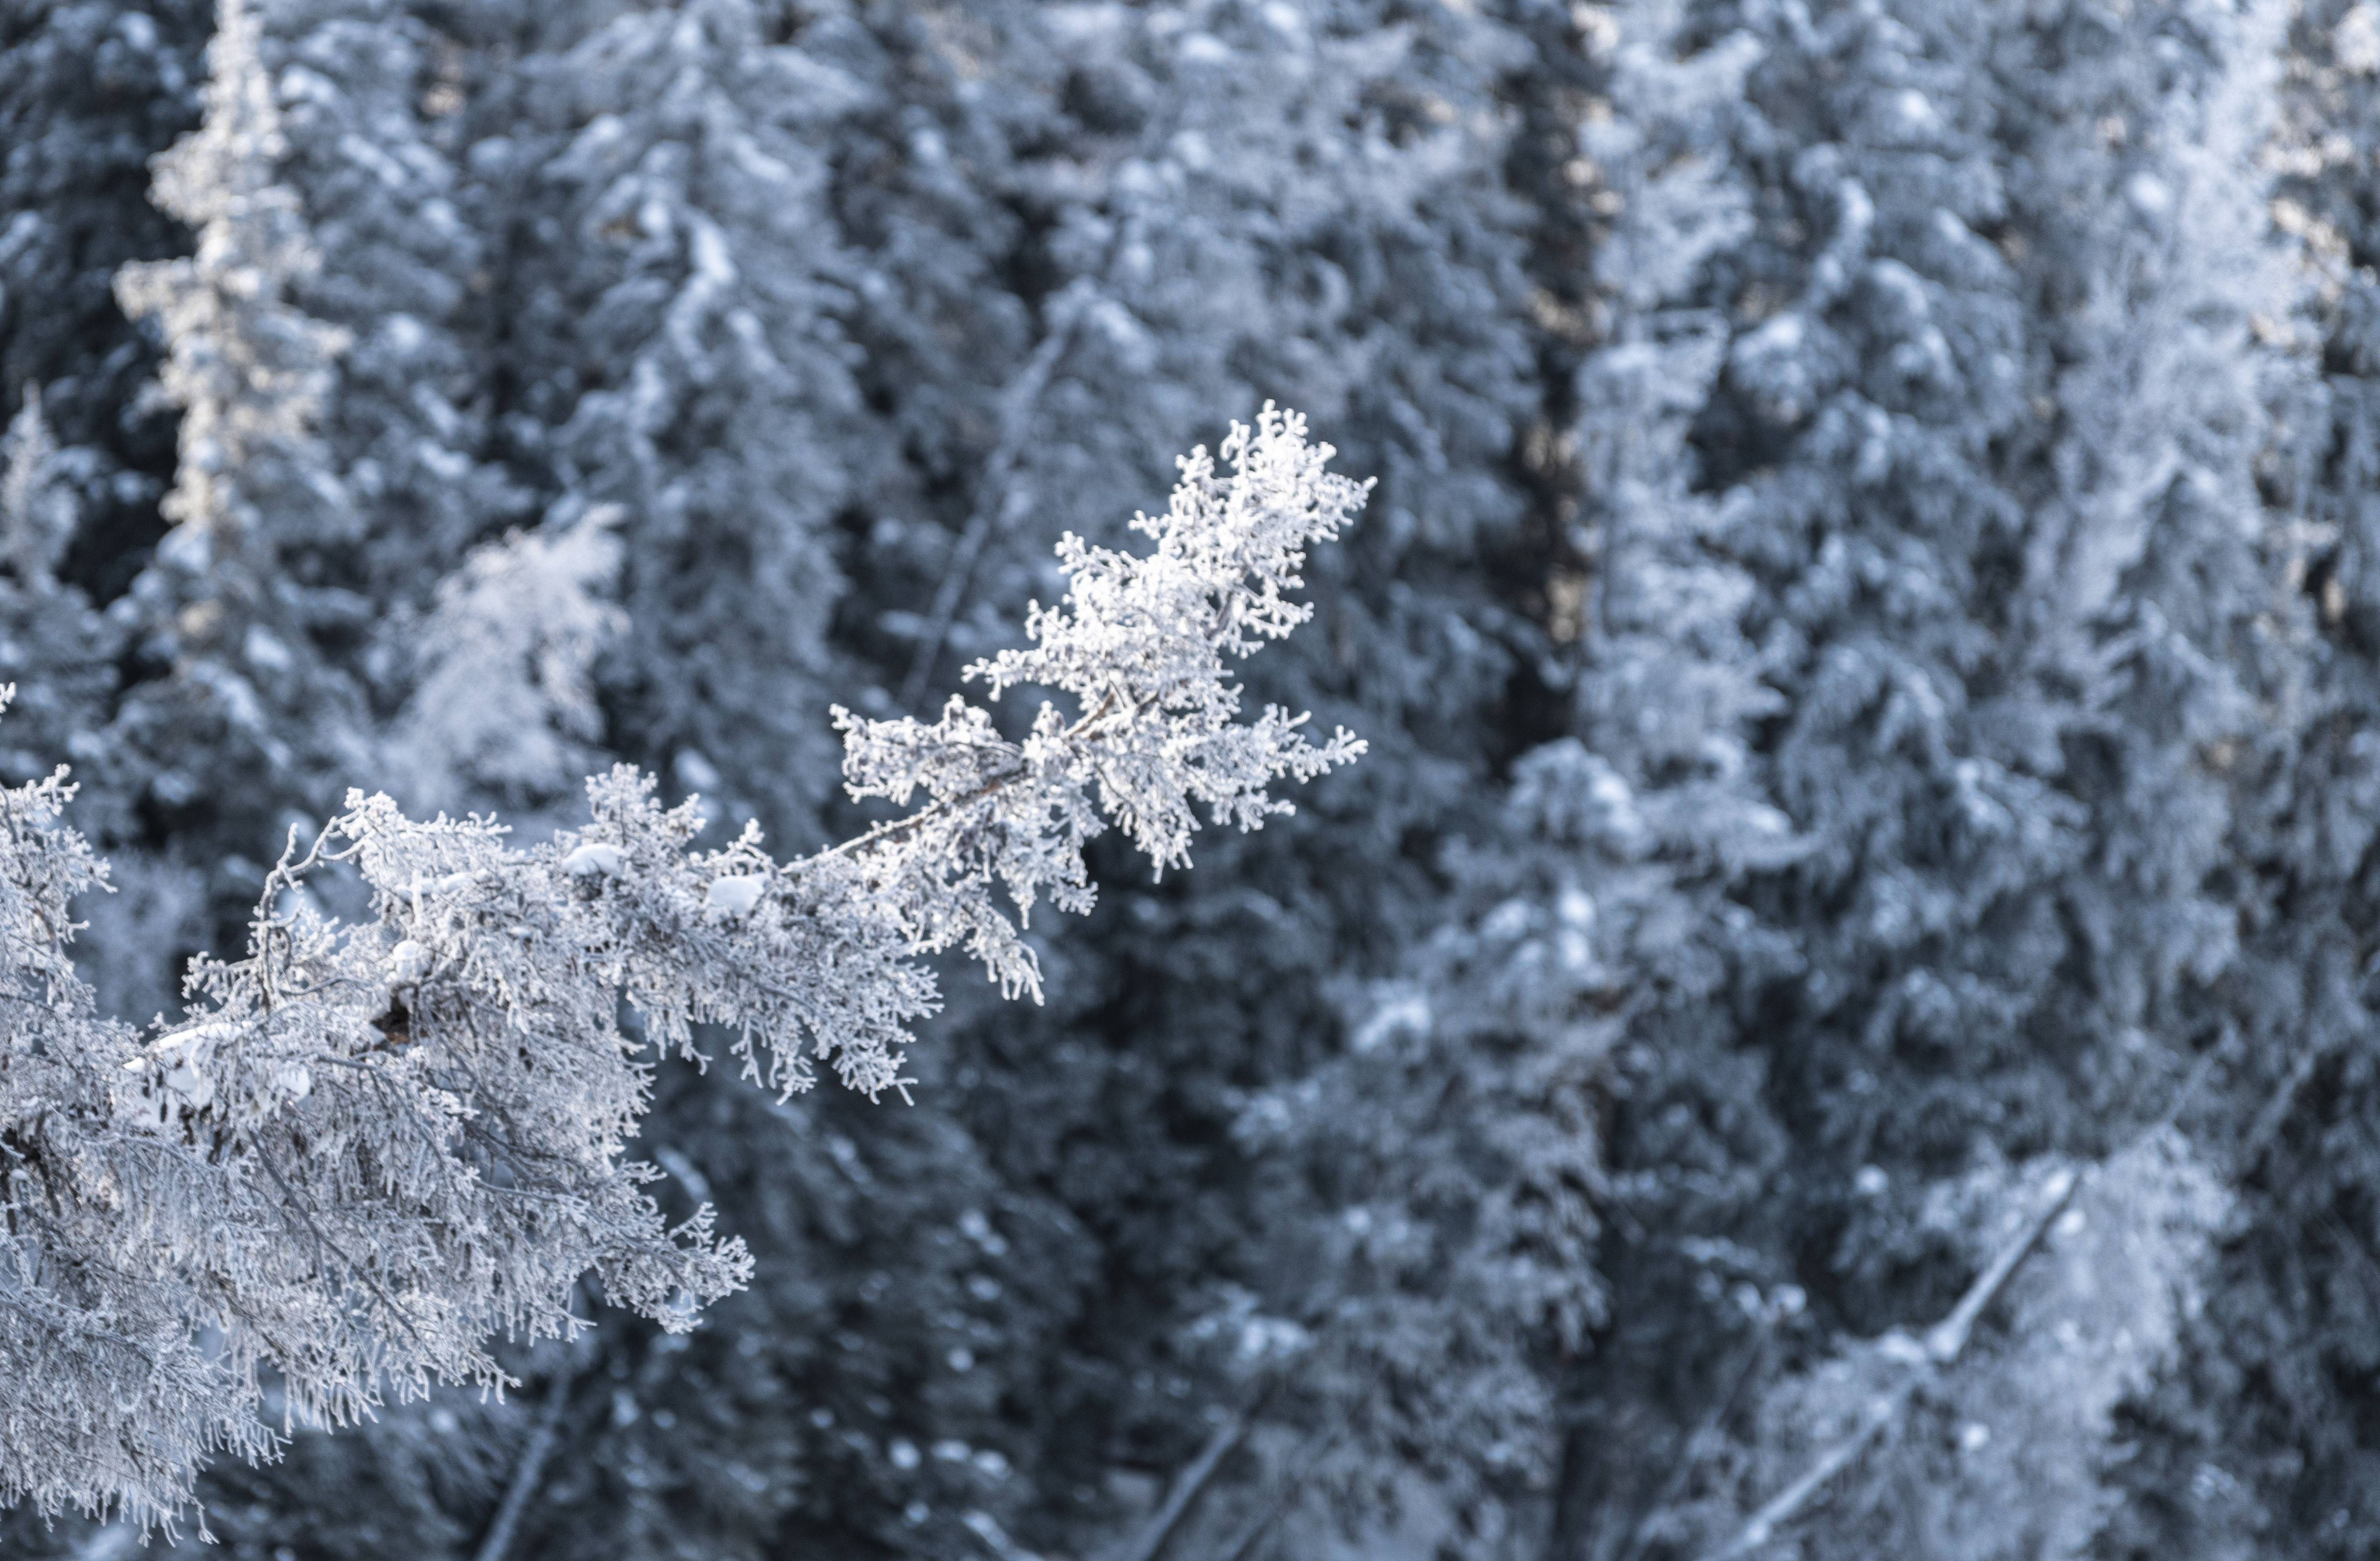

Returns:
832,403,1369,999
0,412,1363,1531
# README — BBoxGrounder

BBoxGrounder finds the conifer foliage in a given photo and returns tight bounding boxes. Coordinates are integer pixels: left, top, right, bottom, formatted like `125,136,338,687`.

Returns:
0,411,1362,1531
11,0,2380,1556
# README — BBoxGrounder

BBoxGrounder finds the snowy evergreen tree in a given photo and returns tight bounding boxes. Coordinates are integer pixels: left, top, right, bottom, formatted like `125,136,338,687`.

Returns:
0,393,120,792
0,0,205,604
2098,0,2380,1552
261,0,520,601
1101,11,1805,1552
483,0,882,836
109,0,370,901
9,0,2380,1555
1544,0,2312,1557
482,4,1569,1554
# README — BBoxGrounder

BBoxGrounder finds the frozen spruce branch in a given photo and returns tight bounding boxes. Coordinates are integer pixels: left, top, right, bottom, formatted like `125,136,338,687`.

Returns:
0,410,1363,1531
831,403,1369,1000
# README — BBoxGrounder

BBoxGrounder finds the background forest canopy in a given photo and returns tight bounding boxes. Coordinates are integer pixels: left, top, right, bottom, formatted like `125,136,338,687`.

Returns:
12,0,2380,1556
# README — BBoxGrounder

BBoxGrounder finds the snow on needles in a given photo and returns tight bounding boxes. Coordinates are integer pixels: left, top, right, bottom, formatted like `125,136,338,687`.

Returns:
0,411,1363,1531
831,404,1369,1001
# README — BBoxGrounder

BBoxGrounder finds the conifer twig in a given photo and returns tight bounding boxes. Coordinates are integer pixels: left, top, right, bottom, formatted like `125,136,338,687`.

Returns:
1697,1166,2081,1561
0,409,1363,1526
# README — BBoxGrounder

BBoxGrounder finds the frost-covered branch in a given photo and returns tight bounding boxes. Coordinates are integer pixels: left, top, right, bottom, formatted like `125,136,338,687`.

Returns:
831,403,1369,1000
0,410,1364,1530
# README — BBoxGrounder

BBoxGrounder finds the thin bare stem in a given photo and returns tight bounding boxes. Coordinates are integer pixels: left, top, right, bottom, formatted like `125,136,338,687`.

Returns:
898,279,1097,713
1108,1408,1253,1561
1698,1168,2081,1561
473,1363,577,1561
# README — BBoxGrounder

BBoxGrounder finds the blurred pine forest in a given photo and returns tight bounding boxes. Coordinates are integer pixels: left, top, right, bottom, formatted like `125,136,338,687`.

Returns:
7,0,2380,1555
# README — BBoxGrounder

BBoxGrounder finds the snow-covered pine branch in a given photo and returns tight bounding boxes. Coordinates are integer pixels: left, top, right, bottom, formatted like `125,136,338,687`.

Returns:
830,403,1370,999
0,410,1364,1532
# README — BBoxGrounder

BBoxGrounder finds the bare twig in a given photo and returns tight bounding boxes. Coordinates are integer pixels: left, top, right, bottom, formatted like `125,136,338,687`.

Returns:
1105,1407,1254,1561
1212,1417,1351,1561
2236,1040,2323,1175
250,819,336,1012
1687,1030,2245,1561
899,279,1098,713
1697,1166,2082,1561
1921,1165,2079,1364
473,1363,577,1561
1703,1389,1899,1561
1614,1318,1776,1561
